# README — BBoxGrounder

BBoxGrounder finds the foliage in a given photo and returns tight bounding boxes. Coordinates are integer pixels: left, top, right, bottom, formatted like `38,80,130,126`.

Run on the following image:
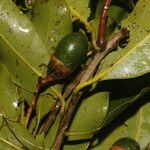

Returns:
0,0,149,149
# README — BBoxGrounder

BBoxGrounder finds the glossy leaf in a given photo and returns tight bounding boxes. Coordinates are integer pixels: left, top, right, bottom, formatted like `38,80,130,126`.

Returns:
89,94,150,150
67,0,90,21
0,119,46,150
64,92,109,150
31,0,72,127
0,0,49,93
0,0,149,149
103,87,150,127
36,94,56,124
31,0,72,55
98,0,150,79
0,64,44,149
44,91,109,149
5,121,45,150
0,64,21,149
0,125,23,150
33,89,59,135
68,92,109,138
63,76,149,149
75,0,150,92
0,63,20,120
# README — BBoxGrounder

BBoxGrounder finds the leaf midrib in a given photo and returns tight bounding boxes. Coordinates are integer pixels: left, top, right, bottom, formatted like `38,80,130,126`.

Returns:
74,33,150,94
0,33,41,76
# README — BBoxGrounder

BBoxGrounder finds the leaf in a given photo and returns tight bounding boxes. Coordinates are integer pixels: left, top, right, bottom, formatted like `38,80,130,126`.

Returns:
0,138,18,150
103,87,150,127
0,64,45,150
31,0,72,55
0,63,21,149
69,91,109,138
5,121,46,150
0,125,23,150
44,91,109,149
67,0,90,21
0,63,20,120
96,73,150,129
107,5,129,21
44,113,60,149
0,0,49,93
36,94,56,123
62,75,149,149
64,142,90,150
64,92,109,150
75,0,150,92
0,119,46,150
118,0,135,11
35,133,45,148
98,0,150,79
89,93,150,150
32,91,58,135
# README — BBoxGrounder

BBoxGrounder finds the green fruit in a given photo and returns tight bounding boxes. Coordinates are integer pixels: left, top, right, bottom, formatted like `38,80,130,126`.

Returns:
54,32,88,71
110,137,140,150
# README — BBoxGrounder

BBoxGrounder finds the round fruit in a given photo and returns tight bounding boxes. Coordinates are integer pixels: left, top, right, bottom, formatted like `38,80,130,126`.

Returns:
53,32,88,71
110,137,140,150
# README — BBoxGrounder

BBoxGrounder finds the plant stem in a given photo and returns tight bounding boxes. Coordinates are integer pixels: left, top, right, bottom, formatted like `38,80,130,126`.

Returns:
41,70,84,135
97,0,112,48
51,28,129,150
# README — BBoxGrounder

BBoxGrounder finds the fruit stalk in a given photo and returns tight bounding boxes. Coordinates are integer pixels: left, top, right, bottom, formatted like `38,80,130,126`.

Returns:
25,33,88,128
51,28,129,150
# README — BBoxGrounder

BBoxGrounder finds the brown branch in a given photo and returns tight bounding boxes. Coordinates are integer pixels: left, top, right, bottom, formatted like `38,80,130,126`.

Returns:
25,75,55,128
51,28,129,150
41,28,129,135
97,0,112,48
41,0,112,135
41,72,84,135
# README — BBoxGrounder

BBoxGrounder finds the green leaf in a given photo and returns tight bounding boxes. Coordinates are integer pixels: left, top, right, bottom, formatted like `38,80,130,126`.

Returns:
66,75,149,148
67,0,90,21
44,91,109,149
44,114,60,149
0,0,49,93
0,119,46,150
107,5,129,22
89,94,150,150
64,91,109,149
103,87,150,127
118,0,135,11
101,0,150,79
0,64,45,150
0,125,23,150
68,92,109,138
0,64,21,149
0,63,20,120
75,0,150,92
31,0,72,55
33,91,57,135
5,121,45,150
36,94,56,124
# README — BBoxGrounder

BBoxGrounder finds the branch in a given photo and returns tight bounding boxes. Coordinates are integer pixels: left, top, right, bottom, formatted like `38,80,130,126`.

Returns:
41,72,84,135
97,0,112,48
41,0,112,134
51,28,129,149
